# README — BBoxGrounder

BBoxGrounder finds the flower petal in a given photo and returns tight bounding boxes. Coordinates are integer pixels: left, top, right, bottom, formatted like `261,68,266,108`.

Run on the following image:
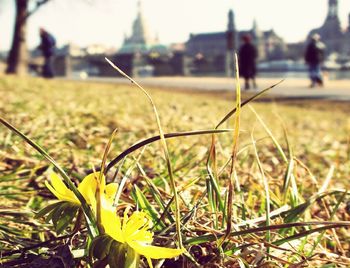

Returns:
78,172,101,205
50,172,72,195
101,207,124,243
45,180,78,203
47,173,78,203
124,211,151,238
127,229,153,244
128,241,185,260
104,183,118,203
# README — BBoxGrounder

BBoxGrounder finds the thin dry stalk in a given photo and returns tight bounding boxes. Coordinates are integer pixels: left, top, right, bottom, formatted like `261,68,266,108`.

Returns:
105,58,183,248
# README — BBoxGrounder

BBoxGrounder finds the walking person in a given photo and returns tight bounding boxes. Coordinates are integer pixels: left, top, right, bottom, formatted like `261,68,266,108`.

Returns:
238,34,258,90
38,27,56,78
304,33,326,88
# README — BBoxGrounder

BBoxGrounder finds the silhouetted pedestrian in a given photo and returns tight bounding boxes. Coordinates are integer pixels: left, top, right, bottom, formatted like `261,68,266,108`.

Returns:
305,33,326,88
38,28,56,78
238,34,257,90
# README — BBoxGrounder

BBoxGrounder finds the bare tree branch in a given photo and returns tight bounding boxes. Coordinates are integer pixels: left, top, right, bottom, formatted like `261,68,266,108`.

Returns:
26,0,52,19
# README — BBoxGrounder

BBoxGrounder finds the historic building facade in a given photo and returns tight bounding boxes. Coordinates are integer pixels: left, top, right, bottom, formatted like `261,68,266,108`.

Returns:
185,9,286,74
116,1,184,76
118,1,167,55
55,0,348,77
29,0,350,77
307,0,350,60
117,2,288,76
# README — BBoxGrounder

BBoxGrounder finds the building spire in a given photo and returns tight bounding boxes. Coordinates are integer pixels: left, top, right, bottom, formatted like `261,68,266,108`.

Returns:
252,18,262,39
327,0,339,19
252,18,260,34
252,18,257,30
128,0,152,45
137,0,142,15
227,9,235,32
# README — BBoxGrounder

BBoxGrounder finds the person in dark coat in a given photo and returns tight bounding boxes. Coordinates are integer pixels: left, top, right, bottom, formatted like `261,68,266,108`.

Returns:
38,28,56,78
238,34,258,90
304,33,326,88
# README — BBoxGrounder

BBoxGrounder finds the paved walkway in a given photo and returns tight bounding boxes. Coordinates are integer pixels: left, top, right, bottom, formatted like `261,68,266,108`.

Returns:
86,76,350,101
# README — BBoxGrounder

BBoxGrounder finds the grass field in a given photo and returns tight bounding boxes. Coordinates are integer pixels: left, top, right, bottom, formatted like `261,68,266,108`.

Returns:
0,76,349,267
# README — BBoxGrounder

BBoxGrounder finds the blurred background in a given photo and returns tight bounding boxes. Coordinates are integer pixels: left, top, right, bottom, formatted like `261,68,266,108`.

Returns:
0,0,349,79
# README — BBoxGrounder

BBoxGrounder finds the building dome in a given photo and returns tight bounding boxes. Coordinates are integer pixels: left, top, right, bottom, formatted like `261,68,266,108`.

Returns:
118,43,150,55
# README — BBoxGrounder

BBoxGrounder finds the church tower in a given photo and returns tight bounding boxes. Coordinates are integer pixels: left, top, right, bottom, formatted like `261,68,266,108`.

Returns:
227,9,235,33
252,19,263,41
306,0,345,58
251,19,265,60
129,0,152,45
327,0,339,19
119,0,156,54
122,0,154,48
318,0,342,39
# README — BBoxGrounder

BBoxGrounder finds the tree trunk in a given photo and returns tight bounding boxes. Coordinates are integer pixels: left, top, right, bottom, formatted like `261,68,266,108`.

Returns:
6,0,28,76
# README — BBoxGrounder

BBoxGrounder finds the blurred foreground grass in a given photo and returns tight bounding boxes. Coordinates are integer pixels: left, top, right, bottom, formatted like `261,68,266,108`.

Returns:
0,75,349,267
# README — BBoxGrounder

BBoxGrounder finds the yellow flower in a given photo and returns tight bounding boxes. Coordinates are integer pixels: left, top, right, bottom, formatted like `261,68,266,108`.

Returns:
45,172,118,208
101,208,184,268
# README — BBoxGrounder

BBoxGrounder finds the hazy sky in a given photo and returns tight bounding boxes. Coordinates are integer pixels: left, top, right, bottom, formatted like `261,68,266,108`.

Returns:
1,0,349,51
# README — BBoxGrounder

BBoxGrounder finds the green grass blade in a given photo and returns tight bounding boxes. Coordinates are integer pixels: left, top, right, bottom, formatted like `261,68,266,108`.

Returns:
106,58,182,247
220,53,241,246
282,190,350,223
136,163,175,224
106,129,233,173
131,185,166,230
251,133,271,252
113,149,145,207
249,106,300,206
215,80,283,130
185,221,350,246
248,106,287,163
273,224,349,247
0,117,98,237
307,190,347,256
